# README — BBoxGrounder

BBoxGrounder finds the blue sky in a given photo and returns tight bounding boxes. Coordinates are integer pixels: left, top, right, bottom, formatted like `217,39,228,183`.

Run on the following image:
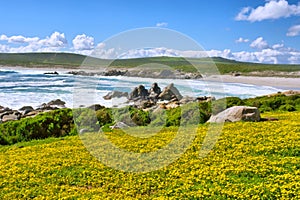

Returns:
1,0,300,64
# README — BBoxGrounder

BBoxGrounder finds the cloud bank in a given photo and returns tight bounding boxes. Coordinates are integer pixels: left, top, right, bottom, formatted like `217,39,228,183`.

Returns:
235,0,300,22
0,32,300,64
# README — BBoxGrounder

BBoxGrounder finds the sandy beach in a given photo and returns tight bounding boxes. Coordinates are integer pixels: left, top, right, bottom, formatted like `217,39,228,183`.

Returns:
206,75,300,90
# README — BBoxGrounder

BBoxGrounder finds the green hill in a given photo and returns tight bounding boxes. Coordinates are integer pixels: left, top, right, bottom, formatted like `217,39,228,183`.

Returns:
0,52,300,75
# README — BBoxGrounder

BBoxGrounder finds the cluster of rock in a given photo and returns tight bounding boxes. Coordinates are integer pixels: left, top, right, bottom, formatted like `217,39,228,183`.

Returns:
68,69,203,79
0,99,66,123
103,83,215,110
67,70,127,76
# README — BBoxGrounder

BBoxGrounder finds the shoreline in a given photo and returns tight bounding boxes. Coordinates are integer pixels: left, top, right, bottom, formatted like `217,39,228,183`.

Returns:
205,75,300,90
1,65,300,91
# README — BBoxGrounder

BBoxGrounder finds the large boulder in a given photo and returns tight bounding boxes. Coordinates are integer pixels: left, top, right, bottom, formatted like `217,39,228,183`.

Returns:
103,91,128,100
148,83,161,100
47,99,66,107
1,111,21,122
37,99,66,110
158,83,183,101
129,85,149,100
207,106,260,123
19,106,34,115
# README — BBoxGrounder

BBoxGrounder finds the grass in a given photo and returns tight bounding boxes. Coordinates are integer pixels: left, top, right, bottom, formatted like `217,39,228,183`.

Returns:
0,111,299,199
0,52,300,75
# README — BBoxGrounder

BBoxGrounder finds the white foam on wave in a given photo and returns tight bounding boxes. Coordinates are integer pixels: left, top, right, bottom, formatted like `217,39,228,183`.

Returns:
0,69,288,110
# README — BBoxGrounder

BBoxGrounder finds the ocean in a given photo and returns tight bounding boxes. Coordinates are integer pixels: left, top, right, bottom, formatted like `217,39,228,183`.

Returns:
0,67,284,110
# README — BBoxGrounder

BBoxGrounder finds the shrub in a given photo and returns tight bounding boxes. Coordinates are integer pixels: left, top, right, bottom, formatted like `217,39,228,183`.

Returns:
279,104,296,112
0,109,76,145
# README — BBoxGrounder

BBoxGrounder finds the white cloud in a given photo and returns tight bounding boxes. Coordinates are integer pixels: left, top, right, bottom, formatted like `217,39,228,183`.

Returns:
250,37,269,49
39,32,67,47
287,24,300,36
272,43,284,49
156,22,168,27
235,37,249,43
72,34,94,50
235,0,300,22
0,34,39,43
0,32,67,53
1,32,300,64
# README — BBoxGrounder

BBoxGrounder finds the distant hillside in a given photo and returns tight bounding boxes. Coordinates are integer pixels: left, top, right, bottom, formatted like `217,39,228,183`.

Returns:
0,52,300,75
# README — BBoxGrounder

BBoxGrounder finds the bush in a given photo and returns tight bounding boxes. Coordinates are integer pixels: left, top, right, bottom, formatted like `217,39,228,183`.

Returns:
0,109,76,145
279,104,296,112
96,108,113,127
226,97,245,108
244,94,300,112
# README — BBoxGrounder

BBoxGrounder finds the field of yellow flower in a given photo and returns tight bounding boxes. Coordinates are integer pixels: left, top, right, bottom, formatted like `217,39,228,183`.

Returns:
0,111,299,199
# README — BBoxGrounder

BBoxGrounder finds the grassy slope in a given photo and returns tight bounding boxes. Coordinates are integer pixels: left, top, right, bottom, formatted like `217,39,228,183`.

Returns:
0,111,299,199
0,52,300,74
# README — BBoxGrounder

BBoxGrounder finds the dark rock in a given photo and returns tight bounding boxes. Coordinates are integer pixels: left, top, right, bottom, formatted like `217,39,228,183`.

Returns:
231,71,241,76
103,70,127,76
148,83,161,100
158,83,183,101
87,104,105,111
19,106,34,115
196,96,215,102
0,107,12,114
19,106,34,111
44,71,59,75
129,85,149,100
47,99,66,107
38,99,66,110
23,110,41,118
103,91,128,100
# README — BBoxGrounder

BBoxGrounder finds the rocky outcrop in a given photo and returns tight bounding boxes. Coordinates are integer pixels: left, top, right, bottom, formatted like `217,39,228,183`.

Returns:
0,99,68,123
0,110,21,122
19,106,34,115
37,99,66,110
103,69,127,76
207,106,260,123
67,70,127,77
129,85,149,100
103,91,128,100
148,83,161,100
158,83,183,101
44,71,59,75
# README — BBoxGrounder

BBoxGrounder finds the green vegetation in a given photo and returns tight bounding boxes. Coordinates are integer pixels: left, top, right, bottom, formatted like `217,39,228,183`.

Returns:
1,94,299,146
0,53,299,75
0,111,299,199
0,109,76,145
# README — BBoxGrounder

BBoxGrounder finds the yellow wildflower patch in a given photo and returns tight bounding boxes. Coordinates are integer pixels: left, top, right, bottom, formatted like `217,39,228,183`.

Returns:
0,111,299,199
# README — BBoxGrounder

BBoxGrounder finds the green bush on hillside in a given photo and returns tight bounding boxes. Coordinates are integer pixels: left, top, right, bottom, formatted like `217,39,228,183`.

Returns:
0,109,76,145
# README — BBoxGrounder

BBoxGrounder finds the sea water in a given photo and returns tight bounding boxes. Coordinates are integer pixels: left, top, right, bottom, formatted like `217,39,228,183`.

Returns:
0,67,284,109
